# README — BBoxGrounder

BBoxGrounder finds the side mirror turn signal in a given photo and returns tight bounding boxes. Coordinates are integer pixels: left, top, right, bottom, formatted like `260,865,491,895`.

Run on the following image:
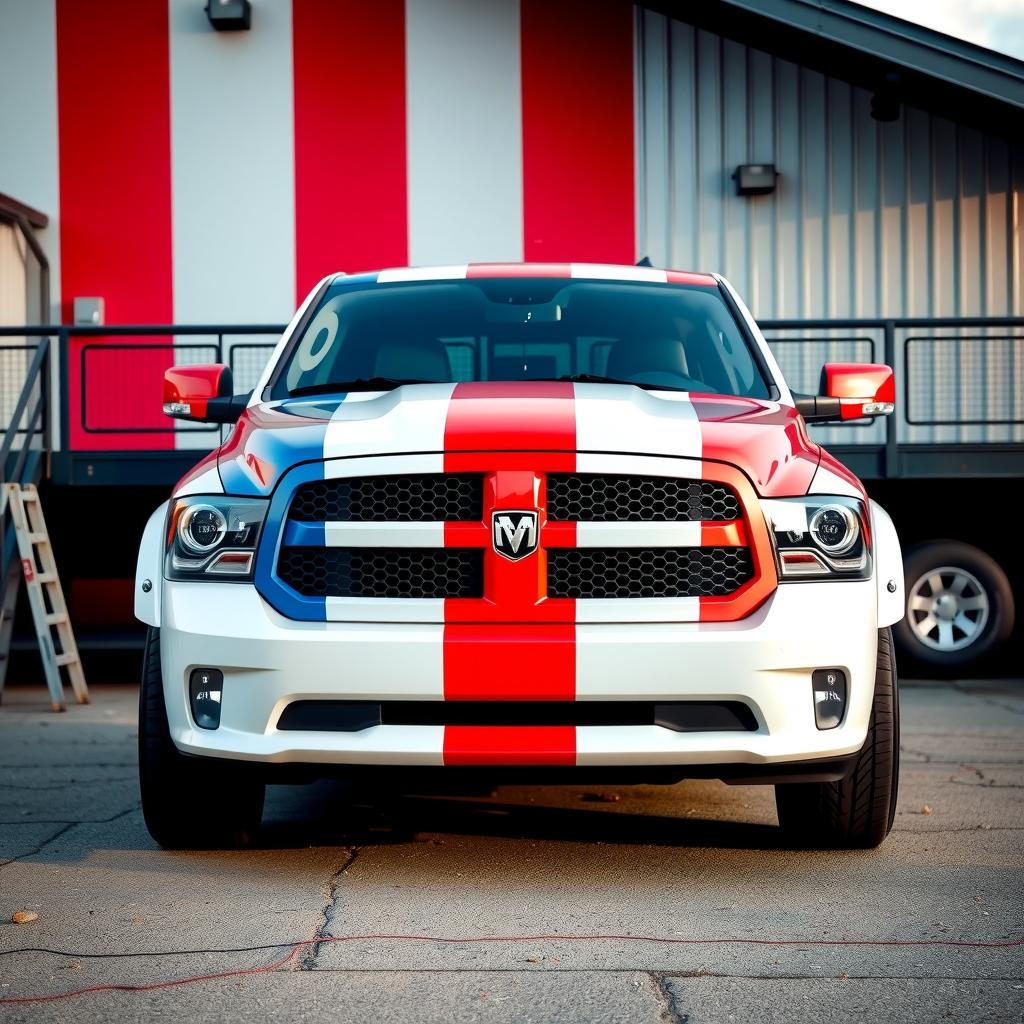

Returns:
163,364,249,424
795,363,895,423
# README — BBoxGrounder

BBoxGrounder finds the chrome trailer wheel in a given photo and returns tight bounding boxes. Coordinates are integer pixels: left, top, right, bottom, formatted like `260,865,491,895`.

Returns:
906,566,989,653
894,541,1015,670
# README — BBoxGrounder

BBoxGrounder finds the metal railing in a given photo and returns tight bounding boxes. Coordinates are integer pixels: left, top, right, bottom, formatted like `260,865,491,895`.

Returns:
0,317,1021,482
759,317,1024,473
0,333,51,585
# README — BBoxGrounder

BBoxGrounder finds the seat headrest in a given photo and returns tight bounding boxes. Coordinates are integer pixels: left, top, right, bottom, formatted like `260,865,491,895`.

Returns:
605,336,688,381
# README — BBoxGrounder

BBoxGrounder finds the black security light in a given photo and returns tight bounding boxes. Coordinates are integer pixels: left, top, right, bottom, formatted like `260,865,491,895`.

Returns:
206,0,251,30
733,164,777,196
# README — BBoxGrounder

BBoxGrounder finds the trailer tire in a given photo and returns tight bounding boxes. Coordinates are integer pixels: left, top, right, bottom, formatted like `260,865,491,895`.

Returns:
894,541,1014,669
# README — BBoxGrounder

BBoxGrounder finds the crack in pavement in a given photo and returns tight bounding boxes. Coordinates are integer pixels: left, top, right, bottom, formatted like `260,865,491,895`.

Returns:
649,971,690,1022
892,825,1024,833
281,968,1024,982
299,848,360,971
0,822,75,869
0,805,140,837
0,763,137,771
0,777,138,791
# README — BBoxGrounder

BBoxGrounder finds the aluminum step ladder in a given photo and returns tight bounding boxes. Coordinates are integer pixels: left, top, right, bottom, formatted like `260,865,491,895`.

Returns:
0,484,88,711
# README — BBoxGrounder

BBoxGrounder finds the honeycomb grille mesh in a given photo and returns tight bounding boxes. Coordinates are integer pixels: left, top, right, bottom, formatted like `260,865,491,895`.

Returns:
289,474,483,523
547,475,739,522
547,547,753,599
278,548,484,599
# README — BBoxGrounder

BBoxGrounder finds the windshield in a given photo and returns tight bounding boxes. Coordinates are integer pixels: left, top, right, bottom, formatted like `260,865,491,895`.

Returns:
270,278,772,400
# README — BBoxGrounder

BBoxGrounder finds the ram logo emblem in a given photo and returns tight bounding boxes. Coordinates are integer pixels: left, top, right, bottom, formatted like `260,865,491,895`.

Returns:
491,510,539,561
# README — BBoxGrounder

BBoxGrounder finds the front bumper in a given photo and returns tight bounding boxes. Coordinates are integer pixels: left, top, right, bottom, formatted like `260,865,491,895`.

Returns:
159,578,879,770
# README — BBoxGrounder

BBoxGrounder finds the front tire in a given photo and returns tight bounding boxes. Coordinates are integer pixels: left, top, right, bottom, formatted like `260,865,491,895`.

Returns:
775,628,899,849
139,627,265,849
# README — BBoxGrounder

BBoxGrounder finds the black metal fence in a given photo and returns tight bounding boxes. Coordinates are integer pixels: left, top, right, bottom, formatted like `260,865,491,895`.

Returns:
0,317,1021,482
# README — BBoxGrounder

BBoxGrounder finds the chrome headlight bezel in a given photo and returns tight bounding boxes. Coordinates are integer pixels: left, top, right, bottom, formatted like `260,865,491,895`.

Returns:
761,496,871,581
165,495,269,582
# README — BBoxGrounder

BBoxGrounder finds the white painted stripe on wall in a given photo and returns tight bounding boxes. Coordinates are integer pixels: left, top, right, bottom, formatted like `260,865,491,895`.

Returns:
0,0,62,447
169,0,296,448
574,521,702,547
405,0,523,265
0,0,60,323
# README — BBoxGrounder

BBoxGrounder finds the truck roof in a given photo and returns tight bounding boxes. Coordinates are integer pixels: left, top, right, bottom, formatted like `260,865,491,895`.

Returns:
327,264,719,289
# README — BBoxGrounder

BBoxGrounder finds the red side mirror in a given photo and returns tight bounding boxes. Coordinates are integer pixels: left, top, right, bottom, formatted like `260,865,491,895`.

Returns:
163,364,233,422
821,363,895,420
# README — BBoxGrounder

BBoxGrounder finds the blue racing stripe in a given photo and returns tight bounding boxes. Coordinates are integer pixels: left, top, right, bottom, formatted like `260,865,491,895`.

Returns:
282,520,326,547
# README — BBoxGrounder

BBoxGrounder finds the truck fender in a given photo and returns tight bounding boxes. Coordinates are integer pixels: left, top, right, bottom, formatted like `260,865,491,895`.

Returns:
135,500,169,627
870,499,904,627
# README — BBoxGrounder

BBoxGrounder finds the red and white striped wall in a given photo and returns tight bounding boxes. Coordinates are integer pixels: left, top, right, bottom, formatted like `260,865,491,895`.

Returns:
0,0,637,450
0,0,637,326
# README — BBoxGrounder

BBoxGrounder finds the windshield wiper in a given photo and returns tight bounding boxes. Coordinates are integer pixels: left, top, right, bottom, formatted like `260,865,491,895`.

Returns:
554,373,687,391
289,377,440,397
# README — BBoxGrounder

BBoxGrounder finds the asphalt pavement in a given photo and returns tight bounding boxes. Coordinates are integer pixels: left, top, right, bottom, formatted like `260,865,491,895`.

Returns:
0,677,1021,1023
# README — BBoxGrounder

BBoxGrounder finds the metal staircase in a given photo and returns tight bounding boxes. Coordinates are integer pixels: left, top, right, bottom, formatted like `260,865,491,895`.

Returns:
0,334,87,709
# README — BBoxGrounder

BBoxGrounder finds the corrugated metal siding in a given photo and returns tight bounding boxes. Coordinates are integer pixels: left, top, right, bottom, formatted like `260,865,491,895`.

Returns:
636,9,1024,445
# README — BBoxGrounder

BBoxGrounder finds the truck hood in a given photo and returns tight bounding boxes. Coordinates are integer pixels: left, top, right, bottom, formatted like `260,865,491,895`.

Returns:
209,382,821,497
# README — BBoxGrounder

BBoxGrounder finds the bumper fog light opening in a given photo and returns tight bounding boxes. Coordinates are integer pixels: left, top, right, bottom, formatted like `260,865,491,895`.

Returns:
189,668,224,730
811,668,847,730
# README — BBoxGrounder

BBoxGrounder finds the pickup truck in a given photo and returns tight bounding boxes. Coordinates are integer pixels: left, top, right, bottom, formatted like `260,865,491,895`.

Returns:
135,263,905,850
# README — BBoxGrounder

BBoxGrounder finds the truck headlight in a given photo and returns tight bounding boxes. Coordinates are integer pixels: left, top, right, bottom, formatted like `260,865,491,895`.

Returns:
761,496,870,580
165,496,268,581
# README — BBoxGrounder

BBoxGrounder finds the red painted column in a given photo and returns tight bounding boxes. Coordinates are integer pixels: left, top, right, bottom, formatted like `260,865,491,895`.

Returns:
292,0,408,299
56,0,174,451
520,0,636,264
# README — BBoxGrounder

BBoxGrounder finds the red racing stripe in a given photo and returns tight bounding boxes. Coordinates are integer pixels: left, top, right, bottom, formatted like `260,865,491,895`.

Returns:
56,0,173,452
520,0,635,262
443,625,575,701
442,383,577,761
443,726,575,767
292,0,406,297
466,263,571,278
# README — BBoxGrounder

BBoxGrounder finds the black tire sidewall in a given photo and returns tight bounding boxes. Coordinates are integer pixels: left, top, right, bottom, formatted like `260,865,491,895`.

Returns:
138,627,264,848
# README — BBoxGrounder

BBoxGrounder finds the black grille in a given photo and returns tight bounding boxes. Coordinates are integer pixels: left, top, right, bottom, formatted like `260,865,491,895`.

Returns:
547,474,739,522
289,474,482,522
278,547,483,599
277,700,758,732
547,547,753,599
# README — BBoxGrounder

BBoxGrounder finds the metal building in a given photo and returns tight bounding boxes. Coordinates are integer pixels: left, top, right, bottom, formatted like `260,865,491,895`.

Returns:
0,0,1022,664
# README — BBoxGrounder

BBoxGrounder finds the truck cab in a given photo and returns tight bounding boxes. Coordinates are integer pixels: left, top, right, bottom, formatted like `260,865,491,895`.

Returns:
135,263,905,850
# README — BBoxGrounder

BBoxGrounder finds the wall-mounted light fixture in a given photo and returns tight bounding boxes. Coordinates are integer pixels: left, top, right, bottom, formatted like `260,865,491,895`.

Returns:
733,164,777,196
206,0,251,31
73,297,104,326
870,71,902,122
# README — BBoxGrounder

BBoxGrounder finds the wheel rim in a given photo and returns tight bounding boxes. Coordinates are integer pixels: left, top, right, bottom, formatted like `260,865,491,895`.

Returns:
907,565,990,652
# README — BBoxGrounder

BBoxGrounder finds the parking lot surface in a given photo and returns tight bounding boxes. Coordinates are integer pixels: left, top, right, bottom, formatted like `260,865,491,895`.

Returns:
0,678,1021,1023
